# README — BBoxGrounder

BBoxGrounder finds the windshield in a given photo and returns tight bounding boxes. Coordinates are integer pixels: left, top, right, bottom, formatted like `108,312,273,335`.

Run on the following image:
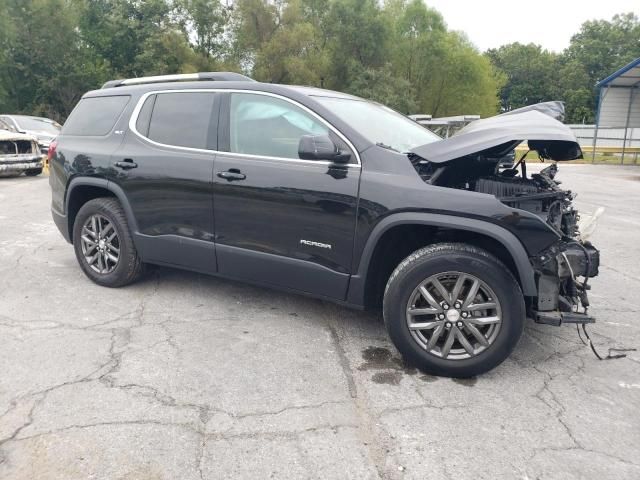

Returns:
313,97,440,153
13,116,61,134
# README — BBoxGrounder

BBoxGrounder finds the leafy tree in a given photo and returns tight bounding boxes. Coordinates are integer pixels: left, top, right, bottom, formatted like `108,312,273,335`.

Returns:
487,13,640,123
485,43,560,111
386,0,501,117
133,30,201,76
74,0,180,77
229,0,280,69
177,0,231,59
565,13,640,83
562,13,640,122
417,32,502,117
384,0,446,84
0,0,525,122
0,0,108,120
325,0,390,89
344,64,418,113
248,0,330,84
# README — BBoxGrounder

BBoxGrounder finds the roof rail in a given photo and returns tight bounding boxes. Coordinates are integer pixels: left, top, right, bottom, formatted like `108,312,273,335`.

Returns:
101,72,255,89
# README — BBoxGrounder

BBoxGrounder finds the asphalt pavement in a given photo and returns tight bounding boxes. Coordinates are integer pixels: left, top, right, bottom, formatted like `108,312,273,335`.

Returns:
1,164,639,479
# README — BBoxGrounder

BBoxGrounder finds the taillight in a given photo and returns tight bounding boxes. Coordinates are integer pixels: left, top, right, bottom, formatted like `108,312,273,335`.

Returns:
47,139,57,163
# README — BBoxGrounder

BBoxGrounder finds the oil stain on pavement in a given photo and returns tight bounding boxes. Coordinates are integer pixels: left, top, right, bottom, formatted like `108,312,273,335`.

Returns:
360,346,440,385
359,346,478,386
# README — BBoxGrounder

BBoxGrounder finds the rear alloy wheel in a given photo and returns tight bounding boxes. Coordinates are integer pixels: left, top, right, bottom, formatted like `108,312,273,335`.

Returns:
80,214,120,274
73,198,144,287
383,243,524,377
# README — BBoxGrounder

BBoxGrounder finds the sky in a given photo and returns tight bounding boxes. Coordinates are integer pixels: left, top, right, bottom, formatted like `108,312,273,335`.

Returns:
425,0,640,52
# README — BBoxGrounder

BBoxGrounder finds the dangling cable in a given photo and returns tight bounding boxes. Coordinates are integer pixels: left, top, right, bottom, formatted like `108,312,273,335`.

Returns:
576,324,636,360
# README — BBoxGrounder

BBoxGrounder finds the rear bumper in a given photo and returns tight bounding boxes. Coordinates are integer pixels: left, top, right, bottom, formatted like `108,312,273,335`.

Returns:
51,207,71,243
0,155,43,176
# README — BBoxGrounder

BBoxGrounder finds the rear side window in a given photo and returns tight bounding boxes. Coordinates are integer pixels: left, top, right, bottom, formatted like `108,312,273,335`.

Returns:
146,92,216,149
63,96,130,136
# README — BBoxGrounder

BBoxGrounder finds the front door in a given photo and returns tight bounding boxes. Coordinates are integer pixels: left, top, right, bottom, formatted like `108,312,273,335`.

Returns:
110,91,219,273
212,91,361,299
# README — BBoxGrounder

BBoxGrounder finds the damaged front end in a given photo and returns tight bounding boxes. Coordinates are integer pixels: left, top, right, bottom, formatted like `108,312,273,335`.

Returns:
0,130,43,176
410,104,600,326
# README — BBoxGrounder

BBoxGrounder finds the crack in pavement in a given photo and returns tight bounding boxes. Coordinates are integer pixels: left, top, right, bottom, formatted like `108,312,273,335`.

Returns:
324,308,390,480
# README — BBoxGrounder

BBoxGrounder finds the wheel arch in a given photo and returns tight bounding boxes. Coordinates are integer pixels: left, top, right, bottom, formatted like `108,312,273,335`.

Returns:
65,178,139,243
347,213,537,308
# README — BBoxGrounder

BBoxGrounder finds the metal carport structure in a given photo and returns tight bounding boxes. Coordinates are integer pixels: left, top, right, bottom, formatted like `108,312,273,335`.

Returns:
593,57,640,162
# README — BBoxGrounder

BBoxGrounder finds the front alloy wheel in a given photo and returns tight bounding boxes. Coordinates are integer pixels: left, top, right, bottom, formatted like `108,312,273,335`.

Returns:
383,243,524,378
406,272,502,360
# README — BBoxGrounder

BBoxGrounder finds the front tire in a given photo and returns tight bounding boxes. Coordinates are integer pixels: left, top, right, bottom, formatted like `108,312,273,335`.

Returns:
72,197,144,287
25,168,43,176
383,243,524,378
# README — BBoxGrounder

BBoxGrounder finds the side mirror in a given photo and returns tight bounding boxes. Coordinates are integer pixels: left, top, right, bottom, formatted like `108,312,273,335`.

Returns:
298,134,351,163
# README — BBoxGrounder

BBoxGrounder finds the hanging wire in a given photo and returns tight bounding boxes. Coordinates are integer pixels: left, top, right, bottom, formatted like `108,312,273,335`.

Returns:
576,324,636,360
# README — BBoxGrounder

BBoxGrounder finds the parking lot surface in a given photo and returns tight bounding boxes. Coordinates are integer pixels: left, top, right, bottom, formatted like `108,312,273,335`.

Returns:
1,164,639,479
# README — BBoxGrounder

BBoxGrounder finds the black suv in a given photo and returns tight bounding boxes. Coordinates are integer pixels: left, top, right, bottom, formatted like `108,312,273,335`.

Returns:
50,72,599,377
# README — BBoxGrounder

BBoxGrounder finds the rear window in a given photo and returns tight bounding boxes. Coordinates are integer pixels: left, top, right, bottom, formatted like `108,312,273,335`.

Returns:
145,92,216,149
63,96,130,136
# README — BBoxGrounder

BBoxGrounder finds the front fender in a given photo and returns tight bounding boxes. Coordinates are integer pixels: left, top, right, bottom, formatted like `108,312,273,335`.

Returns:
347,212,537,306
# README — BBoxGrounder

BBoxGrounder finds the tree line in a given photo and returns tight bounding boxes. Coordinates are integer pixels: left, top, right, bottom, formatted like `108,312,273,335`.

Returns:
0,0,638,124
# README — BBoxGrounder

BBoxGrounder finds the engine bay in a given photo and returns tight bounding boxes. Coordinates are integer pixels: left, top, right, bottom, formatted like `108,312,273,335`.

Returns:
411,145,579,239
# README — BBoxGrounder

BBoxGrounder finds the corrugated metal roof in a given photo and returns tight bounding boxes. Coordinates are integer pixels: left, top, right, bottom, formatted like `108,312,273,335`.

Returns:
596,57,640,87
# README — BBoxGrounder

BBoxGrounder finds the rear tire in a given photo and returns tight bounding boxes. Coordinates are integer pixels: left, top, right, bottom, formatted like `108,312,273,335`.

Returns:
25,168,43,176
72,197,144,287
383,243,524,378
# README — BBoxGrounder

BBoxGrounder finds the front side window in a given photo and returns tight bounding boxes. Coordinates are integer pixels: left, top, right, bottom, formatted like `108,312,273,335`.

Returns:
230,93,330,160
147,92,216,149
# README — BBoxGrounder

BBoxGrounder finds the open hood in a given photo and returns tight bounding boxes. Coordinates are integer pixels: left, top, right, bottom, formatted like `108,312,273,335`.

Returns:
410,108,582,163
500,101,565,121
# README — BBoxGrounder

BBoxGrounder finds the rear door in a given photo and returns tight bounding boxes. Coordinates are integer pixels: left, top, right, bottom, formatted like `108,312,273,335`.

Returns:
109,90,219,274
212,91,361,299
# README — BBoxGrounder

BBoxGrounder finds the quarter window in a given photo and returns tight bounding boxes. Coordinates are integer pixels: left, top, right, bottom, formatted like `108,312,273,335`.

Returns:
229,93,329,160
62,96,130,136
147,92,216,149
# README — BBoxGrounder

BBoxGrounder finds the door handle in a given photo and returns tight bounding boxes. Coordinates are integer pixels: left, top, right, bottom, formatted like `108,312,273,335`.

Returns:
217,169,246,181
114,159,138,170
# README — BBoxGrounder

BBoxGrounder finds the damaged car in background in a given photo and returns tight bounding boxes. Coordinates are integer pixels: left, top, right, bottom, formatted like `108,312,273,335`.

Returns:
0,129,43,177
0,114,61,154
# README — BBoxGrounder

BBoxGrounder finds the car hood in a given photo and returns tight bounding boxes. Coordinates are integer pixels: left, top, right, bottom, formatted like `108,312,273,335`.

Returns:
410,108,582,163
26,131,56,142
499,101,565,121
0,129,38,142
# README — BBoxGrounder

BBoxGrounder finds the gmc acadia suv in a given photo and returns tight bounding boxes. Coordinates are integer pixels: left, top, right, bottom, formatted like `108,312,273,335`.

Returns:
49,72,600,377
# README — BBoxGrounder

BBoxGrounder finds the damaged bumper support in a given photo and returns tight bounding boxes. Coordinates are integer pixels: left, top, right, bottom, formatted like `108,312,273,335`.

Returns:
531,241,600,326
